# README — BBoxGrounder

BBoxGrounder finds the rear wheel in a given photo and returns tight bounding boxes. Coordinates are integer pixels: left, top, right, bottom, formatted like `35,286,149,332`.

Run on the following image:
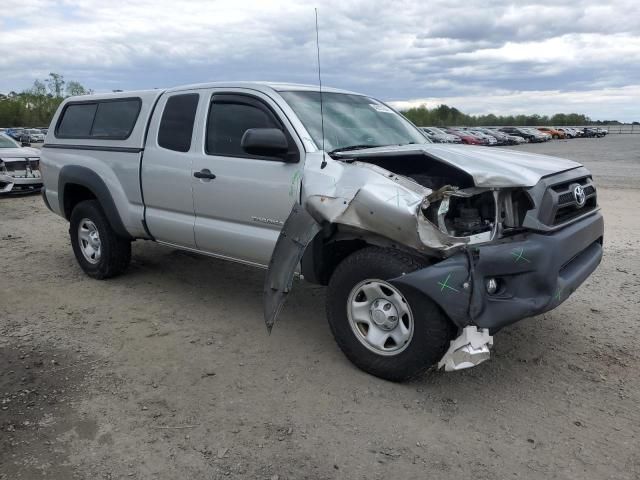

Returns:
69,200,131,279
326,247,455,381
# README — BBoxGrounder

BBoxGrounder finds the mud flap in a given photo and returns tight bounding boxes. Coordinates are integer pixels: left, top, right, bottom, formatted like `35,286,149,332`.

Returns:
263,203,322,332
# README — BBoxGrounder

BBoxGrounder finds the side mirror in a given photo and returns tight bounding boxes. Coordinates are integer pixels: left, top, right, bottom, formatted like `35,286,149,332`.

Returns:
21,141,31,147
241,128,290,159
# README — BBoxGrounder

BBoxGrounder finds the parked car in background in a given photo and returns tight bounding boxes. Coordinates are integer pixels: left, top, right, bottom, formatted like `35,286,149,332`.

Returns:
445,128,484,145
420,127,461,143
6,128,25,140
0,133,42,193
467,129,497,145
475,128,513,145
537,127,565,139
499,127,533,142
582,127,606,138
523,128,551,142
557,128,575,138
505,133,526,144
20,128,46,143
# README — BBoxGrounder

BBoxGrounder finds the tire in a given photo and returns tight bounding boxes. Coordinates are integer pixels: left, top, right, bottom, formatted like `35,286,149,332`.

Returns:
326,247,456,382
69,200,131,279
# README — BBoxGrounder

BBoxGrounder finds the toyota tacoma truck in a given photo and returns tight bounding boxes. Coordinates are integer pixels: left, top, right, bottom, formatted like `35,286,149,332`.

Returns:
40,82,603,381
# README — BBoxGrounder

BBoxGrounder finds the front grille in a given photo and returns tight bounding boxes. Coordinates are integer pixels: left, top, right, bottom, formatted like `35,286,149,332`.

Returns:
554,197,598,225
522,167,600,232
550,177,589,192
30,159,39,170
550,177,597,226
558,192,573,204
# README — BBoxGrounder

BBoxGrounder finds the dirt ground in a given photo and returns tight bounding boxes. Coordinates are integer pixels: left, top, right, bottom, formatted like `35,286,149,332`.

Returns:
1,135,639,479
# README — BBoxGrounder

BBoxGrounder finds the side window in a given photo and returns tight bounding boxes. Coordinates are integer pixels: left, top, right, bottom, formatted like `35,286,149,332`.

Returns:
206,101,279,157
158,94,200,152
56,98,141,139
92,100,141,138
57,103,97,137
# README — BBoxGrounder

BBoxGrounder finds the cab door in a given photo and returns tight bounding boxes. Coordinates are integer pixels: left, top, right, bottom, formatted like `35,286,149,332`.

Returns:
141,91,202,247
191,91,304,266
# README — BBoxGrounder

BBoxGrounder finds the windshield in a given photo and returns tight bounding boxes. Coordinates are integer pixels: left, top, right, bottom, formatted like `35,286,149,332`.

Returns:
0,134,20,148
279,91,427,152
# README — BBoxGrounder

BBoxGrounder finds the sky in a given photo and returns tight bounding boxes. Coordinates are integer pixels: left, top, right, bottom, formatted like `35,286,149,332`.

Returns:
1,0,639,121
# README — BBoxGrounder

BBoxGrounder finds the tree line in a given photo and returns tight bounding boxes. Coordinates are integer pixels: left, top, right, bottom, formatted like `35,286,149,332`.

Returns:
0,73,92,127
401,103,615,127
1,74,624,128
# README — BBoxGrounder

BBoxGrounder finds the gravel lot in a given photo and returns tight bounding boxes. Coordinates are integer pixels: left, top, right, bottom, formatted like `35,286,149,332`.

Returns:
1,135,639,479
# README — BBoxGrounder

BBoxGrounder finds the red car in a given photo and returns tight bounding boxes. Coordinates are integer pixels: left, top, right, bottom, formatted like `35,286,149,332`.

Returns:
446,129,484,145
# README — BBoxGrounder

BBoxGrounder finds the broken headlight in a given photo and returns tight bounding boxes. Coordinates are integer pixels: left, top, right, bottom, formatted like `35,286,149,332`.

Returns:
422,187,497,239
422,187,533,242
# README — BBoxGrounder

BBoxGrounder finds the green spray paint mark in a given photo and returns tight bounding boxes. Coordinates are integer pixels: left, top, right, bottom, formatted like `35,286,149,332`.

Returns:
385,188,419,208
289,170,302,198
511,248,531,263
554,286,562,301
437,273,460,293
385,189,402,207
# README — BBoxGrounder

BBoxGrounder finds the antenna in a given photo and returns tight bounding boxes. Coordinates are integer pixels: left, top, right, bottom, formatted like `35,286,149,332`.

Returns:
315,8,327,169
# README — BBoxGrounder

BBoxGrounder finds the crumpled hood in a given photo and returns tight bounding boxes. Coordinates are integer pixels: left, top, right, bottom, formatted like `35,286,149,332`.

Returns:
335,144,582,187
0,147,40,159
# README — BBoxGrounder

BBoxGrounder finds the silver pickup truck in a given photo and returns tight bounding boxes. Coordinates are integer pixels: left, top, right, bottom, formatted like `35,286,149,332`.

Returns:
40,82,604,381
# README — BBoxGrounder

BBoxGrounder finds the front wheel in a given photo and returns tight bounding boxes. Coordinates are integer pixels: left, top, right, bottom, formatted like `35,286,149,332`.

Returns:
326,247,455,382
69,200,131,279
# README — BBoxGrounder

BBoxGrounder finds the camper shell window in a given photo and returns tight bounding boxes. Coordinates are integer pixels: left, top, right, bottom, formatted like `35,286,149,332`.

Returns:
56,98,142,140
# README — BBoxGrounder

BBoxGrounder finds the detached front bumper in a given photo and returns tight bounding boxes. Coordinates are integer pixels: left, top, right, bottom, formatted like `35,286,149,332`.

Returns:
392,211,604,332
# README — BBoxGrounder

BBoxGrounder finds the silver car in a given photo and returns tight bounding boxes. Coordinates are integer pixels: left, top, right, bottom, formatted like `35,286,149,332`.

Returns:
0,133,42,193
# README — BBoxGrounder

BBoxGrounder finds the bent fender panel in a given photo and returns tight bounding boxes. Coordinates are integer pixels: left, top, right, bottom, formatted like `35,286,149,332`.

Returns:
58,165,132,239
263,203,321,331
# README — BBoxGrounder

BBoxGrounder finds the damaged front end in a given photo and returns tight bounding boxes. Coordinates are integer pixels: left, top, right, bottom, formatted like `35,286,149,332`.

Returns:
264,146,603,371
264,150,526,326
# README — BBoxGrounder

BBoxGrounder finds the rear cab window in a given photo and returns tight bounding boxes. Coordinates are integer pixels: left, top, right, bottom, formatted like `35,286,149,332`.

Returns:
158,94,200,152
56,98,141,139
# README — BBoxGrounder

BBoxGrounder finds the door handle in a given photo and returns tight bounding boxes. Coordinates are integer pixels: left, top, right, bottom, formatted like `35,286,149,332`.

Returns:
194,169,216,180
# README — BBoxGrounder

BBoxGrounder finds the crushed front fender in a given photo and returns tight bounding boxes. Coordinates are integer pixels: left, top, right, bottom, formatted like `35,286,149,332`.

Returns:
263,203,321,332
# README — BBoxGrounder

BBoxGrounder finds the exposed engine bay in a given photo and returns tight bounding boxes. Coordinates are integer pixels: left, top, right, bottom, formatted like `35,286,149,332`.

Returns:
346,153,532,246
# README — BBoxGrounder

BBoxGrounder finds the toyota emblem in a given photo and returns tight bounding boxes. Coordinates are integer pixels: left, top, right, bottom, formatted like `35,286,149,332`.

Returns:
573,185,586,207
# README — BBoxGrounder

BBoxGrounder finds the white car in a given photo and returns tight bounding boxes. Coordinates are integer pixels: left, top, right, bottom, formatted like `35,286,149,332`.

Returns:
421,127,462,143
0,133,42,193
21,128,46,143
